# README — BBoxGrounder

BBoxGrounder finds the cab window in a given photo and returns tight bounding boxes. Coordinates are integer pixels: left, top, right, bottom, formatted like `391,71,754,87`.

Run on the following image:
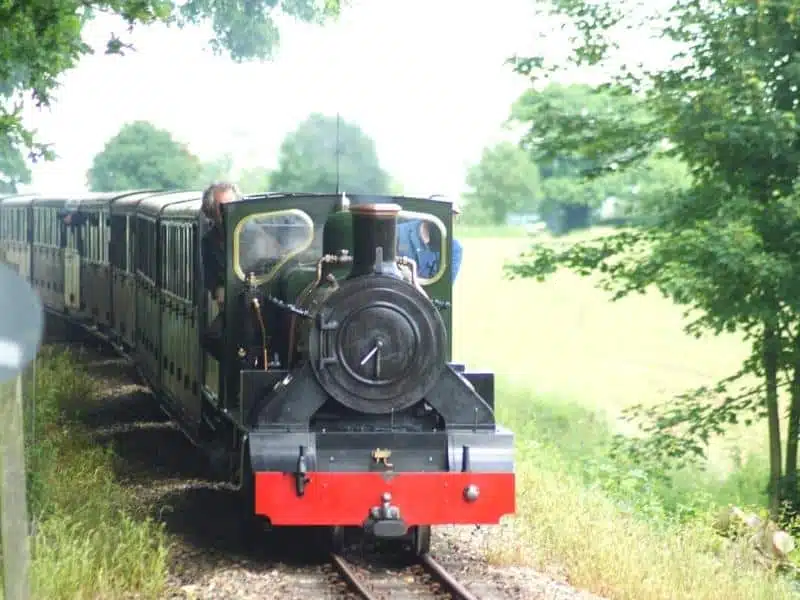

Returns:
234,210,315,283
395,211,448,285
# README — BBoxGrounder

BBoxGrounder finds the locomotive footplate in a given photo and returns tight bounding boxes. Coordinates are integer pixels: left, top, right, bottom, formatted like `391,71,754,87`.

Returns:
247,428,516,528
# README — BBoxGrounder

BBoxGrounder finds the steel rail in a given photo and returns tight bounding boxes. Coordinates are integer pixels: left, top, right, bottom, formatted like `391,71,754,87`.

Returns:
330,553,375,599
420,553,480,600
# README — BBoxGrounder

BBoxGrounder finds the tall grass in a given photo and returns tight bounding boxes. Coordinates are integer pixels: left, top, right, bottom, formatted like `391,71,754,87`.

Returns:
0,346,169,600
494,382,769,517
487,456,796,600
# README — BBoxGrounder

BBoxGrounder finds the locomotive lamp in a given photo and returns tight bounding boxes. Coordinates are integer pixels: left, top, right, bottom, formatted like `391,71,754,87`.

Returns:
464,485,480,502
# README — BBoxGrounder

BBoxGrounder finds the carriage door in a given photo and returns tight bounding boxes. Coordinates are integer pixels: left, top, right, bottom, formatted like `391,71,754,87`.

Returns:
63,209,81,312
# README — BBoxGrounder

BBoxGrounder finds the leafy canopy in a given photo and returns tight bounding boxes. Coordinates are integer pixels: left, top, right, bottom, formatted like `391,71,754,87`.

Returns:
86,120,203,191
270,113,390,194
0,144,31,194
0,0,343,177
237,167,271,195
498,83,690,229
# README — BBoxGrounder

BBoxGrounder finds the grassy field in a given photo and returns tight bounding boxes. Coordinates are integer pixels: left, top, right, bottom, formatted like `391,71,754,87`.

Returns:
452,226,797,600
451,228,755,473
0,346,169,600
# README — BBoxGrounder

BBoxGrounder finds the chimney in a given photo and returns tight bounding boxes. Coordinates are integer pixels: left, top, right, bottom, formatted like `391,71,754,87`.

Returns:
348,203,403,279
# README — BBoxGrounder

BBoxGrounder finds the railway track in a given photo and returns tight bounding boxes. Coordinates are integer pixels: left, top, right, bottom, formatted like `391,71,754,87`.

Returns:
328,551,479,600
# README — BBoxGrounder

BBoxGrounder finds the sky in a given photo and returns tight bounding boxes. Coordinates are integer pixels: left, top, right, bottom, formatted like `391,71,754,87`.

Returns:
17,0,675,199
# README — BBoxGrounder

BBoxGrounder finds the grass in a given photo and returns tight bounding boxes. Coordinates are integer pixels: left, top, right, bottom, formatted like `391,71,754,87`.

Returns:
0,346,169,600
487,456,796,600
452,225,797,600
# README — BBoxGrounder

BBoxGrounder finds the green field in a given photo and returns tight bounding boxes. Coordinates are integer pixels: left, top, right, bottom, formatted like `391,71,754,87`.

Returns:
452,228,797,600
452,231,756,473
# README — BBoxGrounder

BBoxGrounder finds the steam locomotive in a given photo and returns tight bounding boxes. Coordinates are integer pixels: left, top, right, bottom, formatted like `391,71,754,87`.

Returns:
0,190,516,555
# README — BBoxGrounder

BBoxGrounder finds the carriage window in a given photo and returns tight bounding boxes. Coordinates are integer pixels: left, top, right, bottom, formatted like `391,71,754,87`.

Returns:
169,226,177,296
110,215,125,269
395,211,449,285
48,209,55,246
163,225,170,292
100,211,106,262
163,223,170,287
173,225,179,297
188,224,196,303
181,225,189,300
137,218,156,280
233,210,315,283
180,226,186,299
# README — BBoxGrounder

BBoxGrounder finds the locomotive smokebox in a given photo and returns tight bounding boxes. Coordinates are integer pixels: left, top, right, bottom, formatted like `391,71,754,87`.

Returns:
348,203,403,280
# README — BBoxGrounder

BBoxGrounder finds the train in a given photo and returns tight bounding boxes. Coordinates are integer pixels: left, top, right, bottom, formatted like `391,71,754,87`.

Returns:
0,189,516,556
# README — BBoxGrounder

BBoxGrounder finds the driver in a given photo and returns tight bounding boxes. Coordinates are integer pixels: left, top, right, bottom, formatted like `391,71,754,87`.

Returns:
201,182,238,307
200,182,280,358
200,182,239,357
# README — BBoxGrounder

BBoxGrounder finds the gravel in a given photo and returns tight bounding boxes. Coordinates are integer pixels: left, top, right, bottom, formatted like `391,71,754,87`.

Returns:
57,339,606,600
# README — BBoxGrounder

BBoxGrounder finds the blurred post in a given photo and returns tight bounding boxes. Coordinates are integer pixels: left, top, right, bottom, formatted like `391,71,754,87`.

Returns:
0,372,31,600
0,262,44,600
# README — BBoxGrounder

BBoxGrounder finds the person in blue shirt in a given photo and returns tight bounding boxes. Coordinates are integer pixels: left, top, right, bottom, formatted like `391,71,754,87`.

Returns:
396,198,463,283
450,202,463,282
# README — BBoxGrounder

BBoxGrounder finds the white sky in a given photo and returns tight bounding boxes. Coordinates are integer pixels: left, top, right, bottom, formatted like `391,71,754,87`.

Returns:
18,0,675,198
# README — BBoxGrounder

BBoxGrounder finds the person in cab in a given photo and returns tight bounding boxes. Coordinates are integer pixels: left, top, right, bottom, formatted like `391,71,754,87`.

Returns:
200,182,239,358
200,183,280,358
395,196,463,283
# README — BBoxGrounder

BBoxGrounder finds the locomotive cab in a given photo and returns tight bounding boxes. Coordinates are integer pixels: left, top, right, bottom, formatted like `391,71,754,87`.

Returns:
209,193,458,419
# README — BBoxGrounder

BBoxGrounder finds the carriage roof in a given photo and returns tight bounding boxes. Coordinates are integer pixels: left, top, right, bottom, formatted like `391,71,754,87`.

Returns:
0,194,39,207
110,190,170,214
136,191,202,218
162,198,202,219
67,190,153,210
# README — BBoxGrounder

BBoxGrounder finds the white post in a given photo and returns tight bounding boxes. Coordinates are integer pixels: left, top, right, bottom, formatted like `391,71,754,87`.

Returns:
1,372,31,600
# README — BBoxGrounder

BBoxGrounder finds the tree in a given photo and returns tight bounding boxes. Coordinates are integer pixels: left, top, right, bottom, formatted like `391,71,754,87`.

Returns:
463,142,541,225
198,153,234,186
1,0,343,166
505,0,800,518
238,167,271,194
506,83,685,233
87,121,203,191
270,113,390,194
388,177,405,196
0,146,32,194
604,154,691,221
